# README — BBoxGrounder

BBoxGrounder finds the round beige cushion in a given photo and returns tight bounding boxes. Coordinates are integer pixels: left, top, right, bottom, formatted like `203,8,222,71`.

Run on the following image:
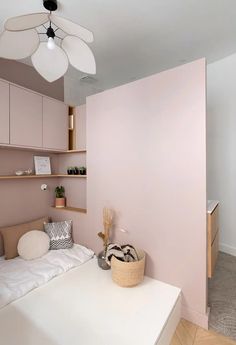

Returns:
17,230,50,260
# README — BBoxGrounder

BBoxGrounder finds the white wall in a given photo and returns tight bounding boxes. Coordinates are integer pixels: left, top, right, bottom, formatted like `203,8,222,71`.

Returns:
207,53,236,255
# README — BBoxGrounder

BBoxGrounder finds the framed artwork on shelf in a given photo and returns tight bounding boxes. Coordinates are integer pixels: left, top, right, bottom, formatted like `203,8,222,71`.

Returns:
34,156,51,175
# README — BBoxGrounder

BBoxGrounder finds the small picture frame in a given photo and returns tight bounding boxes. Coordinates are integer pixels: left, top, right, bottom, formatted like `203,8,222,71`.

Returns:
34,156,51,175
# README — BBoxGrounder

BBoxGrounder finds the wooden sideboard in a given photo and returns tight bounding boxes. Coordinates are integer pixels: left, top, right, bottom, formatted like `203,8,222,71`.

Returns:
208,201,219,278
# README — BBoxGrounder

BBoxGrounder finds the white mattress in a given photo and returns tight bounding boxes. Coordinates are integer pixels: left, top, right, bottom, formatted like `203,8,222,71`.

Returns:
0,257,181,345
0,244,94,309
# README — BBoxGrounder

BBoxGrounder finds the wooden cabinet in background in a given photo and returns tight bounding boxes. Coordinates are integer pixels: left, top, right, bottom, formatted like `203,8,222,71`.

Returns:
0,80,9,144
208,202,219,278
10,85,43,148
43,97,68,151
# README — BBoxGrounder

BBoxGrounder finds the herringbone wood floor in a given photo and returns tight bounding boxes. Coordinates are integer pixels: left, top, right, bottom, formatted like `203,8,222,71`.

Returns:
170,319,236,345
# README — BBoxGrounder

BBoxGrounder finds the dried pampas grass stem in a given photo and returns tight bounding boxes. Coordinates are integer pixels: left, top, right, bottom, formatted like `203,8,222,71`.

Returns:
98,207,113,248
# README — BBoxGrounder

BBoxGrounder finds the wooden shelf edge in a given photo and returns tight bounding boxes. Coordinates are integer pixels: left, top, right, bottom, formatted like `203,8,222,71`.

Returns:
0,174,87,180
64,149,86,153
0,174,58,180
51,206,87,214
0,145,86,154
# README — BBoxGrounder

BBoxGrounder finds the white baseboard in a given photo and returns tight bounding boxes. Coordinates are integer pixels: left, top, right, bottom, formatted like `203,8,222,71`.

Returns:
219,243,236,256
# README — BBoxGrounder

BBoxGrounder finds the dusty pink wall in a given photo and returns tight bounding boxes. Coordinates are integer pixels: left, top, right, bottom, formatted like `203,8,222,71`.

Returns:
0,59,64,101
51,59,207,327
0,149,59,227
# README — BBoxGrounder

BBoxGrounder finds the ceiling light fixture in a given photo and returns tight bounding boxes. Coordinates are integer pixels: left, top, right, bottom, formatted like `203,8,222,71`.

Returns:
46,25,56,50
0,0,96,82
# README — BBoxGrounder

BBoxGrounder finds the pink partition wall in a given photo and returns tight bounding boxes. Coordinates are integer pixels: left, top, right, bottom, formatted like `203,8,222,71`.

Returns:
51,59,207,327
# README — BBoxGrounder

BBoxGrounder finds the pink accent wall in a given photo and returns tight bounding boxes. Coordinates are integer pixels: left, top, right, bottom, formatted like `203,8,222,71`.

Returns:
51,58,207,327
0,149,59,228
0,59,64,101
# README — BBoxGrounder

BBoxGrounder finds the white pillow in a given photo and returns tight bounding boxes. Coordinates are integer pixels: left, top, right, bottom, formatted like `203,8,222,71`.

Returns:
17,230,50,260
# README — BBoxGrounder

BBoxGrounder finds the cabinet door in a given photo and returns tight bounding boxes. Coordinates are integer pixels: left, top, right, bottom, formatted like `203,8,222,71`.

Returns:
10,85,43,147
43,97,68,150
0,80,9,144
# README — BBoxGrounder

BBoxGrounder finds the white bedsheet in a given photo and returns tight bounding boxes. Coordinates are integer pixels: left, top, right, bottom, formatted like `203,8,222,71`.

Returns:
0,244,94,309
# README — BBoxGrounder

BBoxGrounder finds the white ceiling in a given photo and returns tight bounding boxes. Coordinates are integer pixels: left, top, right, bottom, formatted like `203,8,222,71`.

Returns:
1,0,236,105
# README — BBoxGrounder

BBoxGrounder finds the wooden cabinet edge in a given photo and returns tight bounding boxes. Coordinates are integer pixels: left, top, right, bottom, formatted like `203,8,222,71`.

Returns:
207,204,219,278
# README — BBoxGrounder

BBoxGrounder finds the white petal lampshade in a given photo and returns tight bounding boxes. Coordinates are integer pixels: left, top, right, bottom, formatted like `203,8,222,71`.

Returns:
61,35,96,74
31,42,68,82
0,29,39,59
5,13,49,31
50,14,94,43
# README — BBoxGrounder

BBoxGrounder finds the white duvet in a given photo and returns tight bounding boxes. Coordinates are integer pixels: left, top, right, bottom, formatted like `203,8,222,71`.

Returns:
0,244,94,309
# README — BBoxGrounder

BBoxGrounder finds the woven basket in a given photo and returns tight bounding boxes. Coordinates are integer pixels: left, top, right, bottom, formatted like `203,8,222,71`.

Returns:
111,249,145,287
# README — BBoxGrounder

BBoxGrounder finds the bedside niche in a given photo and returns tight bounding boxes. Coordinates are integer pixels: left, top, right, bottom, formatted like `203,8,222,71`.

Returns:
0,103,87,214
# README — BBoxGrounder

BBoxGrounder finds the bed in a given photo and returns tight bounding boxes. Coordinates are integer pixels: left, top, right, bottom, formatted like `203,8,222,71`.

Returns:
0,245,181,345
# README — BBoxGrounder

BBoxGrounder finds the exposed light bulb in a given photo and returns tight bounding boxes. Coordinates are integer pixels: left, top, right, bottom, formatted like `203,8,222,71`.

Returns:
47,37,56,50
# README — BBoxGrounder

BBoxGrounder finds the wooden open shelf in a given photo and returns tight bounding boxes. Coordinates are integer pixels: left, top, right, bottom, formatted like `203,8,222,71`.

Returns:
64,149,86,153
0,144,86,154
0,174,87,180
51,206,87,213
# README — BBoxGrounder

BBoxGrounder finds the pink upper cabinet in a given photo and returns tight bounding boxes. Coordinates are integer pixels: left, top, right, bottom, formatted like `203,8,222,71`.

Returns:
0,80,9,144
10,85,43,148
43,97,68,151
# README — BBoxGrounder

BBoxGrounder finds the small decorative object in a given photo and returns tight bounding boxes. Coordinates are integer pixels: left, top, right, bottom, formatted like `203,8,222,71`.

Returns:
111,249,146,287
97,250,110,270
55,185,66,208
79,166,86,175
74,166,79,175
40,184,48,191
15,170,24,176
67,167,74,175
34,156,51,175
24,169,33,175
97,207,114,270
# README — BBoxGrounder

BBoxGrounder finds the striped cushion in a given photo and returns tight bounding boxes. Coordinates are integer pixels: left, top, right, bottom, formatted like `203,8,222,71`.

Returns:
105,243,138,265
44,220,73,250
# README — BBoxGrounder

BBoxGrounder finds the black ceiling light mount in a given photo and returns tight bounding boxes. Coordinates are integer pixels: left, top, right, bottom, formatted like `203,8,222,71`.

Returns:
46,25,55,38
43,0,58,12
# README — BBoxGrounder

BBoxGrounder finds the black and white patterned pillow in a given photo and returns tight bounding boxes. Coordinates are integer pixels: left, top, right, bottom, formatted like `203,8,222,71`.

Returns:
105,243,139,265
44,220,73,250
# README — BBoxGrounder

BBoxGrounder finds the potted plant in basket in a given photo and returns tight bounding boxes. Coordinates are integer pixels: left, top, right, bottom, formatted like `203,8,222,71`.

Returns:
55,186,66,208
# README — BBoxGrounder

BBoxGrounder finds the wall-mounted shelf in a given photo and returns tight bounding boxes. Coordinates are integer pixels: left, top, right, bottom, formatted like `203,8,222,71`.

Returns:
0,174,87,180
0,144,86,154
64,149,86,153
51,206,87,213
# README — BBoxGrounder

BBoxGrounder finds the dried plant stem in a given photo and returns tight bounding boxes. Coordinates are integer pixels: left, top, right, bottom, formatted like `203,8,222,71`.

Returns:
97,207,113,249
